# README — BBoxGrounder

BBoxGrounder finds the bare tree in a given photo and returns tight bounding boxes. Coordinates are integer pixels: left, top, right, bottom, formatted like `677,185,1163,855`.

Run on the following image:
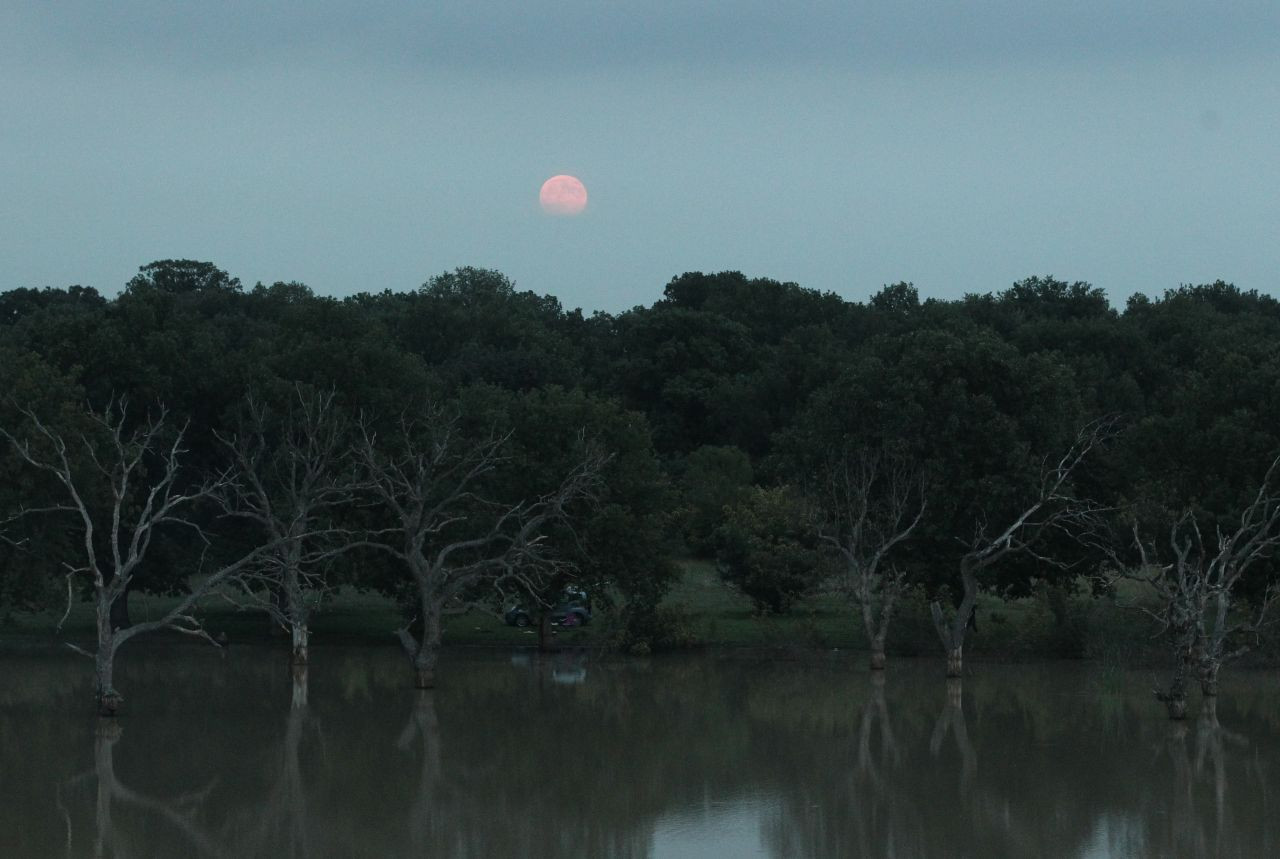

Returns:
815,447,927,670
0,400,285,715
1105,456,1280,718
357,407,606,689
930,418,1114,677
216,388,361,666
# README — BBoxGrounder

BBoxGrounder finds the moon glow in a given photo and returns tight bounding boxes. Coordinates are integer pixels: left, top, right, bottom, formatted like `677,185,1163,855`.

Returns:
540,174,588,215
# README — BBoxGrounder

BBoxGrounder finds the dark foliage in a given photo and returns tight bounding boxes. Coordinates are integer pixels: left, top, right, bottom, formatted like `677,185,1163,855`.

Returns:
3,262,1280,648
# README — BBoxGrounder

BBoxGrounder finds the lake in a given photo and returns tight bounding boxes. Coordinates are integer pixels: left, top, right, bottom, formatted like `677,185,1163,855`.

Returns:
2,646,1278,858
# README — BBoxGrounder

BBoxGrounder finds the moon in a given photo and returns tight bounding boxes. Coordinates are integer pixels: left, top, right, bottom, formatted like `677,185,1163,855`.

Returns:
540,174,588,216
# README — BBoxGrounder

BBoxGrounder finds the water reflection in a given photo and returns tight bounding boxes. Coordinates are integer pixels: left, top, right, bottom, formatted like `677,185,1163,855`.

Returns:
219,666,317,857
74,720,222,857
929,678,975,792
3,648,1280,857
856,672,899,786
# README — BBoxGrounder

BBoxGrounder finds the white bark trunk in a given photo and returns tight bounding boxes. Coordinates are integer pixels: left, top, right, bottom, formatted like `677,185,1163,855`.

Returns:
95,590,122,716
931,559,979,677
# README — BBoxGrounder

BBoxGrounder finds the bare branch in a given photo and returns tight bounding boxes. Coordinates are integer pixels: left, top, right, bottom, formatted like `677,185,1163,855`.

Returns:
357,408,608,678
811,444,929,665
1105,452,1280,706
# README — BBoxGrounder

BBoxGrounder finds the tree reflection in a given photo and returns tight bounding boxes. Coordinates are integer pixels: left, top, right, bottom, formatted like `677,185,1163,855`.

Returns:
70,721,222,857
219,665,317,857
757,666,1280,858
11,651,1280,857
928,678,976,792
855,672,899,787
390,660,655,859
397,690,448,853
1195,697,1248,833
762,671,928,858
1145,697,1253,858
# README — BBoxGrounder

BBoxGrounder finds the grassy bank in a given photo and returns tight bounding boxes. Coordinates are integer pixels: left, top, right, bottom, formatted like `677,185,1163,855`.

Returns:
1,558,1199,665
659,561,1176,663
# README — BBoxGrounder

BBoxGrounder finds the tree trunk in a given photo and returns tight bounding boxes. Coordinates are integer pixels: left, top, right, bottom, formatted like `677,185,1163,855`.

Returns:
285,554,308,661
109,586,131,631
95,645,121,717
1160,642,1193,720
862,591,890,671
1199,657,1220,698
287,563,310,665
931,558,979,678
95,595,122,717
414,661,436,690
412,602,443,690
290,624,310,666
930,607,968,678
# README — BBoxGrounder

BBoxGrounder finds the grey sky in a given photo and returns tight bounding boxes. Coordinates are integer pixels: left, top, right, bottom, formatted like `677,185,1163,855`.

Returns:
3,2,1278,312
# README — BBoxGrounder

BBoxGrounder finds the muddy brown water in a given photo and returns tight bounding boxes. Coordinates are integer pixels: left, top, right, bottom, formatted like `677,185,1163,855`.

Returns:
2,646,1279,858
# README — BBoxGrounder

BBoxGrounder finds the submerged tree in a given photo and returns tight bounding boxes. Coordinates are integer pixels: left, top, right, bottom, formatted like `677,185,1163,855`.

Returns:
0,400,285,715
217,388,360,666
814,447,928,670
930,418,1114,677
1106,456,1280,719
357,405,605,689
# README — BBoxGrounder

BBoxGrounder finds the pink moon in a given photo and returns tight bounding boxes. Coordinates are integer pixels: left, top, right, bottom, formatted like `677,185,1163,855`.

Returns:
539,174,588,215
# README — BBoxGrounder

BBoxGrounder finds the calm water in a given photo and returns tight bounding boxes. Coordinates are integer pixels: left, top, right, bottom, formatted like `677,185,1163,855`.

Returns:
2,646,1279,858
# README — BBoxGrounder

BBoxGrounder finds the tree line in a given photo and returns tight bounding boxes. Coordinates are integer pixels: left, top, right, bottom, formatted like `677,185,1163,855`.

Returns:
3,261,1280,718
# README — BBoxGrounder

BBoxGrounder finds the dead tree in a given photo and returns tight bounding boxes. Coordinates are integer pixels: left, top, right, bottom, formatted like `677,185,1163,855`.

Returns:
1106,456,1280,718
930,418,1113,677
816,447,927,670
216,388,361,666
357,408,605,689
0,400,285,715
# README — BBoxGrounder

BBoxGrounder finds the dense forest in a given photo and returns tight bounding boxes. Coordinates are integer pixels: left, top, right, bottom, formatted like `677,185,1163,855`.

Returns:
2,261,1279,717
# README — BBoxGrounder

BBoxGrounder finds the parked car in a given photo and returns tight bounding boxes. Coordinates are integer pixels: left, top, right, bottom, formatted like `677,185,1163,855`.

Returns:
504,590,591,628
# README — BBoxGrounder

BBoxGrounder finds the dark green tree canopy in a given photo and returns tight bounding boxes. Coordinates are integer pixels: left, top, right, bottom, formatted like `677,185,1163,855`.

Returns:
4,260,1280,636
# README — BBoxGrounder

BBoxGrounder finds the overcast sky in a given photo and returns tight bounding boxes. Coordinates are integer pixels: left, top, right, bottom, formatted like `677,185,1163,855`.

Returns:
3,2,1278,312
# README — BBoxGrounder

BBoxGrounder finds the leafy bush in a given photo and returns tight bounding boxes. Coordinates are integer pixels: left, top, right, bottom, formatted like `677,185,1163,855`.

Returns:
713,486,826,614
604,602,701,654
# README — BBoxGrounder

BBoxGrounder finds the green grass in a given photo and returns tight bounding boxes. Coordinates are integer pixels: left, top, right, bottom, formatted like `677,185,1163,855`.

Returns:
0,561,1191,663
0,585,596,650
655,560,1183,663
663,560,862,648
